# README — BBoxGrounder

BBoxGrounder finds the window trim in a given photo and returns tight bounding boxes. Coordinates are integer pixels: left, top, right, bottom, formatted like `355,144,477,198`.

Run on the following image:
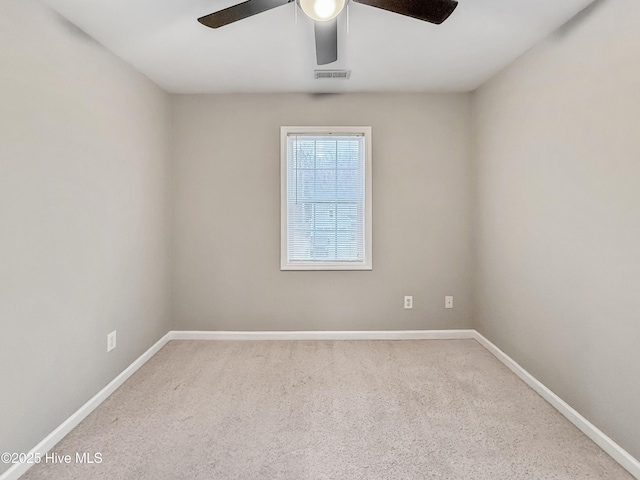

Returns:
280,126,372,271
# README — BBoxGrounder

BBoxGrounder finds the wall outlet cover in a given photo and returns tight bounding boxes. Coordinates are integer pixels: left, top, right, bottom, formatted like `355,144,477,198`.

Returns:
107,331,117,352
445,296,454,309
404,296,413,309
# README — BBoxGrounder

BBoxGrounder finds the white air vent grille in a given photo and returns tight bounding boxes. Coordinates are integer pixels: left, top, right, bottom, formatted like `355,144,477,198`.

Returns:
314,70,351,79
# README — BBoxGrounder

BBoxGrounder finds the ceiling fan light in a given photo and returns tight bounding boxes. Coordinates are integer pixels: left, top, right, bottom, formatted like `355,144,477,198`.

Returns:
315,0,336,19
299,0,346,21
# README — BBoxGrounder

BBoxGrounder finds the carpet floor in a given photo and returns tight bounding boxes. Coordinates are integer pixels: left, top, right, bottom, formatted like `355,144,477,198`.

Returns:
21,339,633,479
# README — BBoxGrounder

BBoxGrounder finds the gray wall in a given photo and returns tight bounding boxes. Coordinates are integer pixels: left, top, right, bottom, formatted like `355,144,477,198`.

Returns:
0,0,171,472
171,93,473,331
472,0,640,460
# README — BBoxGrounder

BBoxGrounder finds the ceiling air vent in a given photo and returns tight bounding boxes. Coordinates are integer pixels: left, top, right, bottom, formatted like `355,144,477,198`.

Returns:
314,69,351,79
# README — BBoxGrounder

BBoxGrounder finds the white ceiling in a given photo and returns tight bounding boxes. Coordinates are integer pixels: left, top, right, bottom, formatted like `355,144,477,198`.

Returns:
40,0,594,93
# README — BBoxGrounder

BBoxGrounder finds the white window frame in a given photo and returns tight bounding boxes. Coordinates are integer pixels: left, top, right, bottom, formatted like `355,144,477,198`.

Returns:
281,126,372,271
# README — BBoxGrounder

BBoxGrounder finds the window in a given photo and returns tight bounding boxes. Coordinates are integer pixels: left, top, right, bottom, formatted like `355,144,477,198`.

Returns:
281,126,372,270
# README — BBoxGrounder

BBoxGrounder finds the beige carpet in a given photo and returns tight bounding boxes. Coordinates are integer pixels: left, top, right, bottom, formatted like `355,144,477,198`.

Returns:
21,339,633,479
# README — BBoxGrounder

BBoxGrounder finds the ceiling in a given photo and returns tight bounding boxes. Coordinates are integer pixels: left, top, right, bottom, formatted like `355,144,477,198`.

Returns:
40,0,595,93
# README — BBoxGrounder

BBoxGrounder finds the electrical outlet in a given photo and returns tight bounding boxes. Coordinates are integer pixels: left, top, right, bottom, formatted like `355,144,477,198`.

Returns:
404,296,413,309
107,330,117,352
445,296,454,309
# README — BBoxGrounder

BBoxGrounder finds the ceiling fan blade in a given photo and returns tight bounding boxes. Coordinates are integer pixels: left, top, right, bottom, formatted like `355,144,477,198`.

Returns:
198,0,292,28
352,0,457,24
314,19,338,65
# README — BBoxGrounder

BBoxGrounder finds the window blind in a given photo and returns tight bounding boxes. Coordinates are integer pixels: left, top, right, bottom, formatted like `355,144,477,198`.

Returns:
286,134,366,263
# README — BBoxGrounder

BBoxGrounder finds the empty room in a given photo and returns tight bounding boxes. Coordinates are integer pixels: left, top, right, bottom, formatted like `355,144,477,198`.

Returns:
1,0,639,478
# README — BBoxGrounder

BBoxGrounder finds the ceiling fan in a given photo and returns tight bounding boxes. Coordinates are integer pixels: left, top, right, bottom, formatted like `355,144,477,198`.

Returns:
198,0,458,65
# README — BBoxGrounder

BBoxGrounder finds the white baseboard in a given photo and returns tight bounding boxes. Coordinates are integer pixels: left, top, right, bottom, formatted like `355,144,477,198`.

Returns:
168,329,477,341
473,331,640,479
0,332,172,480
4,329,638,480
